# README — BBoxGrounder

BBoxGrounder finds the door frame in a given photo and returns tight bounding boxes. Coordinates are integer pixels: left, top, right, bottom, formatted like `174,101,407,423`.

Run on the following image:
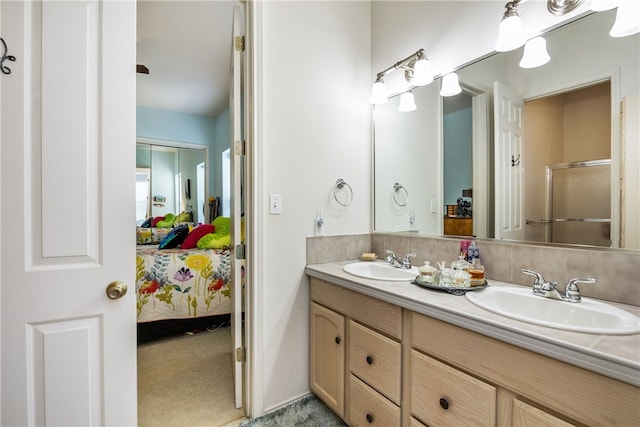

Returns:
243,0,262,418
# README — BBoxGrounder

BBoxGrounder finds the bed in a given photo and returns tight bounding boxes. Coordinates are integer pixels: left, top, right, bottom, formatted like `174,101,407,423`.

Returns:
135,216,240,342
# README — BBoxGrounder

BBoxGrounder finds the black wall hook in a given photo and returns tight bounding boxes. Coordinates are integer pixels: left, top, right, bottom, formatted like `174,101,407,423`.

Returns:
1,38,16,75
511,154,521,167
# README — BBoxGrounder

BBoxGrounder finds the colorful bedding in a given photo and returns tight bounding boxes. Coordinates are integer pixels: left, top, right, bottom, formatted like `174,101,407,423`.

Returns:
136,227,171,245
135,246,232,323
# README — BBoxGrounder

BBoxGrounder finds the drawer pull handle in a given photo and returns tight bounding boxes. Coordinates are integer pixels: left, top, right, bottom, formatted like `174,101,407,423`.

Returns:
366,355,374,365
439,398,449,410
366,413,373,423
335,336,341,345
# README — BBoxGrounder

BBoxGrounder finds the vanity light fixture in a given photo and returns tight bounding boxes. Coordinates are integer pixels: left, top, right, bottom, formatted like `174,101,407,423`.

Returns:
519,36,551,68
609,0,640,37
495,1,527,52
370,76,388,104
370,48,434,105
439,73,462,97
412,52,433,86
398,91,417,112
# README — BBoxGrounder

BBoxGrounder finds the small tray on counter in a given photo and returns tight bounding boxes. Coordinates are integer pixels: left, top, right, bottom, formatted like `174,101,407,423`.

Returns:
412,277,488,296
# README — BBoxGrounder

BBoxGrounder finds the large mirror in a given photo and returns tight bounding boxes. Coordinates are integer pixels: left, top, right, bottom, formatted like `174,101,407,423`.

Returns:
374,9,640,249
136,140,208,225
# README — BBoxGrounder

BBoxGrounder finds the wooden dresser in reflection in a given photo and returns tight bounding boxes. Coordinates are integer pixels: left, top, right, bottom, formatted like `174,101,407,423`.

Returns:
443,217,473,236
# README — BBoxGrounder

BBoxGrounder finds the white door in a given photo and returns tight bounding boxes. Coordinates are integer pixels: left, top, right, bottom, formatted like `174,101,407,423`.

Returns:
1,1,137,426
230,1,245,410
494,81,525,241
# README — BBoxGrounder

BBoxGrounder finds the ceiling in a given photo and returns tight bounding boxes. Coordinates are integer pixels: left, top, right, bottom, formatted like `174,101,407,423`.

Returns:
136,1,234,118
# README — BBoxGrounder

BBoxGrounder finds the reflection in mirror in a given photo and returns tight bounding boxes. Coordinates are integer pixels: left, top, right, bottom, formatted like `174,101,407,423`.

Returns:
136,141,207,225
373,9,639,249
443,93,473,237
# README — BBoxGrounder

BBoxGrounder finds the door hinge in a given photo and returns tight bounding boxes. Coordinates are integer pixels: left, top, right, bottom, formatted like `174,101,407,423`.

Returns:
236,346,246,362
234,36,245,52
235,244,245,260
234,139,246,156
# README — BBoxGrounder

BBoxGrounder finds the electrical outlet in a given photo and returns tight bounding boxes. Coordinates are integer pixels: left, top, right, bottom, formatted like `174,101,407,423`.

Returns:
269,194,282,215
430,199,437,213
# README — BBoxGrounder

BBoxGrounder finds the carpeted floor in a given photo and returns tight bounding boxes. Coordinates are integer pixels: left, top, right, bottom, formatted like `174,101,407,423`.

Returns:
138,326,245,427
240,395,346,427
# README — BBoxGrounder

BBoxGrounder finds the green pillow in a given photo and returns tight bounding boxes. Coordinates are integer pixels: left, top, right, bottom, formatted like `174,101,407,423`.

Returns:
212,216,231,235
155,213,175,228
174,211,191,223
196,232,230,249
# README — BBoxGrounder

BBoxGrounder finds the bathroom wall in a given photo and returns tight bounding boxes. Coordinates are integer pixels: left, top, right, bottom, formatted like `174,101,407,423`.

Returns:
307,233,640,307
254,0,372,413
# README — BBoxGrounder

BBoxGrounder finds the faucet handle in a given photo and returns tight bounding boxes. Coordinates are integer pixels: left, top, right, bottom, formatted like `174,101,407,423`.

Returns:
402,253,416,269
521,268,546,286
564,277,596,303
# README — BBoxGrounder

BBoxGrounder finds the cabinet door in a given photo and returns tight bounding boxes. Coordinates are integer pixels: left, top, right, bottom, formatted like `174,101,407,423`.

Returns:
310,302,345,418
512,398,576,427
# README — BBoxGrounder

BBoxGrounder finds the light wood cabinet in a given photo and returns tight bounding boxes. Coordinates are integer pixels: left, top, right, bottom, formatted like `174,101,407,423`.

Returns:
349,320,401,404
310,302,344,418
410,350,496,426
511,398,576,427
310,278,402,426
310,277,639,427
349,374,400,427
410,312,640,427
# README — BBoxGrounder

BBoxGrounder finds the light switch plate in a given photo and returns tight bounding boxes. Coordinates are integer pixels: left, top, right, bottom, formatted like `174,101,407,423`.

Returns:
269,194,282,214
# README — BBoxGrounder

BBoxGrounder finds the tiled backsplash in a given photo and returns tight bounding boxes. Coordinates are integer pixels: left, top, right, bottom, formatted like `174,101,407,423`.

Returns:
307,232,640,306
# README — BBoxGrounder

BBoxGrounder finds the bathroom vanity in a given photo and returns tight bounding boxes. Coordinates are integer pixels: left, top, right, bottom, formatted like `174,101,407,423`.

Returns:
306,261,640,427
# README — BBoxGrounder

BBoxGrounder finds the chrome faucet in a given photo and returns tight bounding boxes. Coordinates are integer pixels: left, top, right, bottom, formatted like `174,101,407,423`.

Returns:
385,250,416,269
522,269,596,303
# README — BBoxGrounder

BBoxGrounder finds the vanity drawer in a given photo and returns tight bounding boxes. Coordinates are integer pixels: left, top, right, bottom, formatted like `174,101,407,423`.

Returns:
410,349,496,427
349,320,401,404
349,374,400,427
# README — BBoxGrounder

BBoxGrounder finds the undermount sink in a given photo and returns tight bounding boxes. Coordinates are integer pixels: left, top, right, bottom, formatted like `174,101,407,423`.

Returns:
343,261,418,282
466,286,640,335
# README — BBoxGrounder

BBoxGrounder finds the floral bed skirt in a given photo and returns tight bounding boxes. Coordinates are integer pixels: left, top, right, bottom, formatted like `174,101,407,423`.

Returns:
135,246,234,323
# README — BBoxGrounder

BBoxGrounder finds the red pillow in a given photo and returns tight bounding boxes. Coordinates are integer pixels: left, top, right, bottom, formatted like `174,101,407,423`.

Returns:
151,216,165,227
181,224,215,249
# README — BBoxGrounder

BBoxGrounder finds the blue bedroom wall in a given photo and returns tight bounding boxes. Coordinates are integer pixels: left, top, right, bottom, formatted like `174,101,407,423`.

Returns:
136,106,230,212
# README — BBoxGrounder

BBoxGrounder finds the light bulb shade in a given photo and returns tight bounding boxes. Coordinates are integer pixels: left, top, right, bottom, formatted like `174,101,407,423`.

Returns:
610,1,640,37
370,81,388,104
590,0,618,11
440,73,462,97
519,37,551,68
398,91,416,112
495,15,527,52
412,58,433,86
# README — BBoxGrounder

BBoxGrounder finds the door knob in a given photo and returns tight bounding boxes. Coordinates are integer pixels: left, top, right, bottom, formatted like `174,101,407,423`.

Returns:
106,281,127,300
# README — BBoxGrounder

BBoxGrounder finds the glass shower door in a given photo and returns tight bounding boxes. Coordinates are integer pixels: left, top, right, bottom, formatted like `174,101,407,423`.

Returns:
547,160,611,246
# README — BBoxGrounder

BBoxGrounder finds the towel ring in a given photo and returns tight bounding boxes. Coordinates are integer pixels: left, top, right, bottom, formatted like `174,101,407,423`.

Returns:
334,178,353,206
392,182,409,207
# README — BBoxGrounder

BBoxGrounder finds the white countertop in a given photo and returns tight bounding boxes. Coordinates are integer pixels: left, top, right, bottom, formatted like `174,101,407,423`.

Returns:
305,260,640,387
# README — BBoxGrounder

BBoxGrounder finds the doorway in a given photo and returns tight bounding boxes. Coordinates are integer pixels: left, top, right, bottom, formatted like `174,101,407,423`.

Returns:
442,92,473,237
135,1,246,425
441,83,490,239
523,81,612,246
